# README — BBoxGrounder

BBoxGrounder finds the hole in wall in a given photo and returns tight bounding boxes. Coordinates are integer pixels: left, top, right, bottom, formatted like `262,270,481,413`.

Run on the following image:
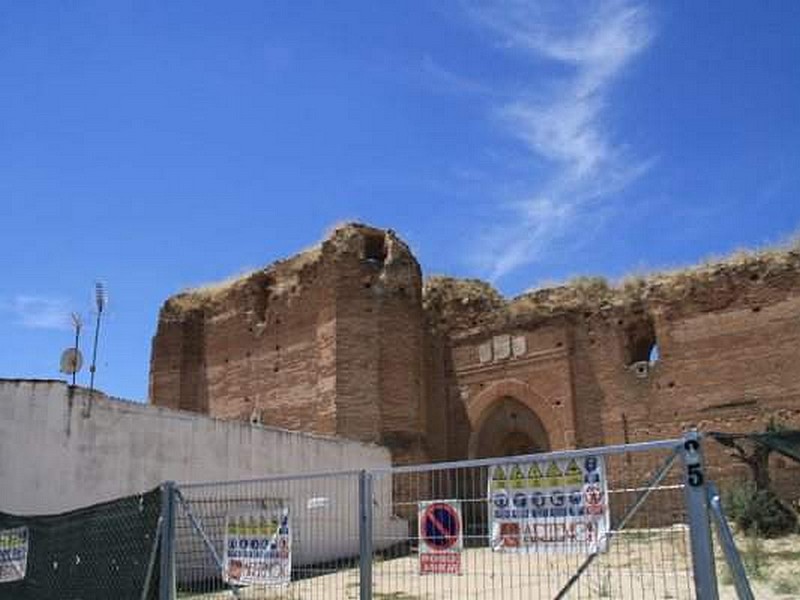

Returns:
752,306,761,313
648,344,660,363
623,316,659,365
363,233,387,265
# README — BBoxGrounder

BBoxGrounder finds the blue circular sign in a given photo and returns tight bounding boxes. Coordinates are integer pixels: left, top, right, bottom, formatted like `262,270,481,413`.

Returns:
422,503,461,550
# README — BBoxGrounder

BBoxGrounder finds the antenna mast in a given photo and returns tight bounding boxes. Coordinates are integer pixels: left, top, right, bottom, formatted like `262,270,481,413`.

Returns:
87,282,107,406
70,312,82,386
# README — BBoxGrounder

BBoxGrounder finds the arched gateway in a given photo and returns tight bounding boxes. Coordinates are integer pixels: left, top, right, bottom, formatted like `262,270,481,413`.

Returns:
470,396,550,457
466,379,565,459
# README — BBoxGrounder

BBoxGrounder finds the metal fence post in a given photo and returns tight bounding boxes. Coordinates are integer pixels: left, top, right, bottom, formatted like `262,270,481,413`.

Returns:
708,484,755,600
159,481,177,600
681,431,719,600
358,470,374,600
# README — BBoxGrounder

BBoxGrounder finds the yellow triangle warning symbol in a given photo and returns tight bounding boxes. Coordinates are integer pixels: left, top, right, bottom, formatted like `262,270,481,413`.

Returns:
509,465,525,489
546,461,564,486
527,463,544,488
490,466,507,491
565,459,583,485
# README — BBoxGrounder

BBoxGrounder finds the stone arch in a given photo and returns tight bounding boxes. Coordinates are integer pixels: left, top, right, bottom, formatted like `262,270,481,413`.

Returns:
467,378,568,458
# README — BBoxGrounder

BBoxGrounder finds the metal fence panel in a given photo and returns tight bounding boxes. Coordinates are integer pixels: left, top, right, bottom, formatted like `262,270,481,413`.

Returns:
0,434,746,599
156,434,737,599
172,470,406,599
370,440,697,600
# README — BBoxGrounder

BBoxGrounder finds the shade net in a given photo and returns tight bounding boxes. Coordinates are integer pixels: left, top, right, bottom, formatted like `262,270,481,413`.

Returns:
0,487,161,600
709,430,800,464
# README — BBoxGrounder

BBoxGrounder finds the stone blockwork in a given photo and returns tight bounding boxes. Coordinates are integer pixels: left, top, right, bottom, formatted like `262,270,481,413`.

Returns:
151,225,800,494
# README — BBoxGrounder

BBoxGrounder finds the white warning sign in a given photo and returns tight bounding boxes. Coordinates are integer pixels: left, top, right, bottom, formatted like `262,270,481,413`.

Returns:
488,455,609,554
0,526,28,583
223,509,291,586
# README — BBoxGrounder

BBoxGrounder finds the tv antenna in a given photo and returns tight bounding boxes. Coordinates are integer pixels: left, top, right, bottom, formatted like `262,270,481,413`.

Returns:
60,312,83,386
87,282,107,408
60,347,83,380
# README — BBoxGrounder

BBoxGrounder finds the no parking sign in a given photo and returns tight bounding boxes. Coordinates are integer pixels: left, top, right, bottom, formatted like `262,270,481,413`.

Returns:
418,500,462,575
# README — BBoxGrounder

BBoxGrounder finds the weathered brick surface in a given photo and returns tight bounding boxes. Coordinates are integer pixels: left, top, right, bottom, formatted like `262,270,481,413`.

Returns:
150,225,800,496
150,224,427,463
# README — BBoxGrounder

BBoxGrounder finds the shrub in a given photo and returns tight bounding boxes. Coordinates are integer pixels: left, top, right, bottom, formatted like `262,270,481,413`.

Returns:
725,482,798,538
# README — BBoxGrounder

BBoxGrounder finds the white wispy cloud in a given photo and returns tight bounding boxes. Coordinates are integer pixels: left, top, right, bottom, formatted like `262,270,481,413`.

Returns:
463,0,654,281
2,295,72,330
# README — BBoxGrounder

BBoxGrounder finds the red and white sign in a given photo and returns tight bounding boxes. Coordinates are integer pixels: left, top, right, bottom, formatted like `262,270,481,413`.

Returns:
418,500,462,575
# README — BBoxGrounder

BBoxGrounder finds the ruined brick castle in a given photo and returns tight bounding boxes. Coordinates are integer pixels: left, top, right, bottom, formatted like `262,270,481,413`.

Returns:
149,224,800,482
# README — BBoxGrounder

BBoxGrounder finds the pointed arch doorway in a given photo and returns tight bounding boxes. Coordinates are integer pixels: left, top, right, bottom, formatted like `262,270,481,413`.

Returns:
470,396,551,459
462,395,552,544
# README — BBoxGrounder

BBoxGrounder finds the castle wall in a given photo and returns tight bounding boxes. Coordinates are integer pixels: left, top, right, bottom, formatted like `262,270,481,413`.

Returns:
149,224,800,498
437,264,800,498
150,225,428,463
150,257,340,435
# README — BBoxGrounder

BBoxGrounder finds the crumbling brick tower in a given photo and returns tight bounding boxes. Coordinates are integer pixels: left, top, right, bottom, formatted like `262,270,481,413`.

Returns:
149,224,429,464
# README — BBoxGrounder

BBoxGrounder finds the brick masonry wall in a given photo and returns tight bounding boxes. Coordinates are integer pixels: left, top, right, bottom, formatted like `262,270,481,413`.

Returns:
439,258,800,499
150,224,428,463
150,225,800,499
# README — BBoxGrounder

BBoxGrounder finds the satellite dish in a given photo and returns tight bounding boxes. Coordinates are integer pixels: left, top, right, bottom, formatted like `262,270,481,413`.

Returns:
60,348,84,375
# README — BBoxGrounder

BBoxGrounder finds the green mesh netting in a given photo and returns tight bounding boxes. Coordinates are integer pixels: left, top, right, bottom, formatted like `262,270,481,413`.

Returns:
0,487,161,600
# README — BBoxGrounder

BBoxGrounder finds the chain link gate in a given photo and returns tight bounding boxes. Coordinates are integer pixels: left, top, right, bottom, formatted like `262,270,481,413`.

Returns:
152,432,751,600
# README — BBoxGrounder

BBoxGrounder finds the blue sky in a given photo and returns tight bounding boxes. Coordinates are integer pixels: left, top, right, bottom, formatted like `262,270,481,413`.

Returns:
1,1,799,401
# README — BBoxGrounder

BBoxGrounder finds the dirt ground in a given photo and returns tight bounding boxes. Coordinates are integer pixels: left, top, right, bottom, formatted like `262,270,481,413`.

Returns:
179,528,800,599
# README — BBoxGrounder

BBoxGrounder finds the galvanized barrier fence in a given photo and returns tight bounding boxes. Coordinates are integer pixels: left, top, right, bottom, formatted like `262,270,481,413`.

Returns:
365,435,710,600
149,432,748,600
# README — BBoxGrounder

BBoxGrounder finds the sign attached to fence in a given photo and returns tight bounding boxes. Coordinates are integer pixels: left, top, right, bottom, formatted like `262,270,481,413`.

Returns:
0,526,28,583
418,500,463,575
223,509,291,586
488,455,609,554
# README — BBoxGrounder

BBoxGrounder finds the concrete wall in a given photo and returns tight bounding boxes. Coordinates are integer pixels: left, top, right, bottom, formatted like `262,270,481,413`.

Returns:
0,379,392,514
0,379,408,567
